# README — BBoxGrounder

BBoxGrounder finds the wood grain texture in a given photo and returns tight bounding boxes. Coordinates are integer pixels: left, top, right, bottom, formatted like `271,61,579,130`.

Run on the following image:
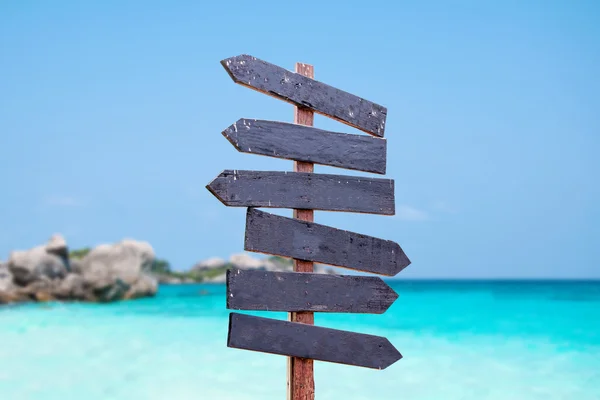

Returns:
226,269,399,314
206,170,395,215
222,119,387,174
221,55,387,137
289,62,315,400
228,313,402,370
244,208,411,277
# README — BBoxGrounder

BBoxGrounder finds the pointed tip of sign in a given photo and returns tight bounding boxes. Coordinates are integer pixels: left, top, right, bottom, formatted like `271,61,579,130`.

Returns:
220,55,257,83
383,283,400,313
379,337,403,370
389,242,411,277
369,277,399,314
219,55,242,81
221,119,245,150
205,171,228,205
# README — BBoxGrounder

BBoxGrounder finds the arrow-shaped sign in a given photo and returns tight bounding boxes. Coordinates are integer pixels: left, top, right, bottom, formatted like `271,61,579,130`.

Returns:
221,55,388,137
227,269,398,314
244,208,410,276
222,119,387,174
206,170,395,215
228,313,402,369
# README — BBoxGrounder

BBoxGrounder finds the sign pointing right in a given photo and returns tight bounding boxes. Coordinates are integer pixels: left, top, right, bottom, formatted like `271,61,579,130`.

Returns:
228,313,402,370
227,269,399,314
244,208,411,276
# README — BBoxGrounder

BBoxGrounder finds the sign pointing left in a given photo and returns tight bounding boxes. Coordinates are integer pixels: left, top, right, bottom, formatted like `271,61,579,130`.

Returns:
206,170,395,215
222,119,387,174
221,55,388,137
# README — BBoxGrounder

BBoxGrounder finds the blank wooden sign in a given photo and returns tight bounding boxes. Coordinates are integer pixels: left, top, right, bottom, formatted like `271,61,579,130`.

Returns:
244,208,411,276
227,269,398,314
228,313,402,370
222,119,387,174
206,170,395,215
221,55,388,137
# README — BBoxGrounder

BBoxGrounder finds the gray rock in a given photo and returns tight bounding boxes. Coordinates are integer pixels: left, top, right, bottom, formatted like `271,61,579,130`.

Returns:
189,253,338,283
204,273,227,284
1,236,158,305
70,258,83,275
315,264,337,275
8,240,69,286
155,274,182,284
190,257,226,272
80,239,154,288
0,262,13,292
46,234,68,258
94,279,130,303
79,239,157,300
0,262,17,303
229,253,267,270
125,274,158,300
55,273,87,300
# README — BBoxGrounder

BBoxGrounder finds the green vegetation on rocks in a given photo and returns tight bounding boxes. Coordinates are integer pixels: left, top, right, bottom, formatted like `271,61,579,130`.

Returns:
69,247,91,259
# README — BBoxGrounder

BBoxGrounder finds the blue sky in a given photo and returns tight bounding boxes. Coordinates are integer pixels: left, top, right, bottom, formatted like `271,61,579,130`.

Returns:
0,1,598,278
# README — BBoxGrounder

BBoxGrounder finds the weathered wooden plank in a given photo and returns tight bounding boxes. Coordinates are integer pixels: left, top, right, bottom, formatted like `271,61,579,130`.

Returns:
227,269,399,314
228,313,402,370
244,209,410,276
222,119,387,174
221,55,388,137
206,170,395,215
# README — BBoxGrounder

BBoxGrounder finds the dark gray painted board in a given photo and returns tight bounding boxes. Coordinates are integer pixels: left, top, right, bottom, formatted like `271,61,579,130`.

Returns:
221,55,388,137
228,313,402,369
244,209,410,276
222,119,387,174
226,269,398,314
206,170,395,215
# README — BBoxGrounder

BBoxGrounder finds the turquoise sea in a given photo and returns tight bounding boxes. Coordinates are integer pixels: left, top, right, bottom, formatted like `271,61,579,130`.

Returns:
1,281,599,399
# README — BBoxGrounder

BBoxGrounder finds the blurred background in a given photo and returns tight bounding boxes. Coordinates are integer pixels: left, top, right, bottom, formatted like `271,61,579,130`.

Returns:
0,1,598,399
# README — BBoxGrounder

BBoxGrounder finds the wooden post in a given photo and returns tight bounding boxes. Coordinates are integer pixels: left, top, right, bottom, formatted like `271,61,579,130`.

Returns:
288,62,315,400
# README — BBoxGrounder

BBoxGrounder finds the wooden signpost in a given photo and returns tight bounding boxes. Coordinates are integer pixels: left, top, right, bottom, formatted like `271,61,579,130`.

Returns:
207,54,411,399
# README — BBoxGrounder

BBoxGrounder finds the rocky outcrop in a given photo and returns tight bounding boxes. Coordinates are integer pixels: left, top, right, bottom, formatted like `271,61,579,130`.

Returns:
158,253,337,285
0,262,17,303
8,245,68,286
77,239,156,302
191,257,227,272
155,274,195,284
0,262,13,291
193,253,336,283
226,253,335,274
0,235,157,305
